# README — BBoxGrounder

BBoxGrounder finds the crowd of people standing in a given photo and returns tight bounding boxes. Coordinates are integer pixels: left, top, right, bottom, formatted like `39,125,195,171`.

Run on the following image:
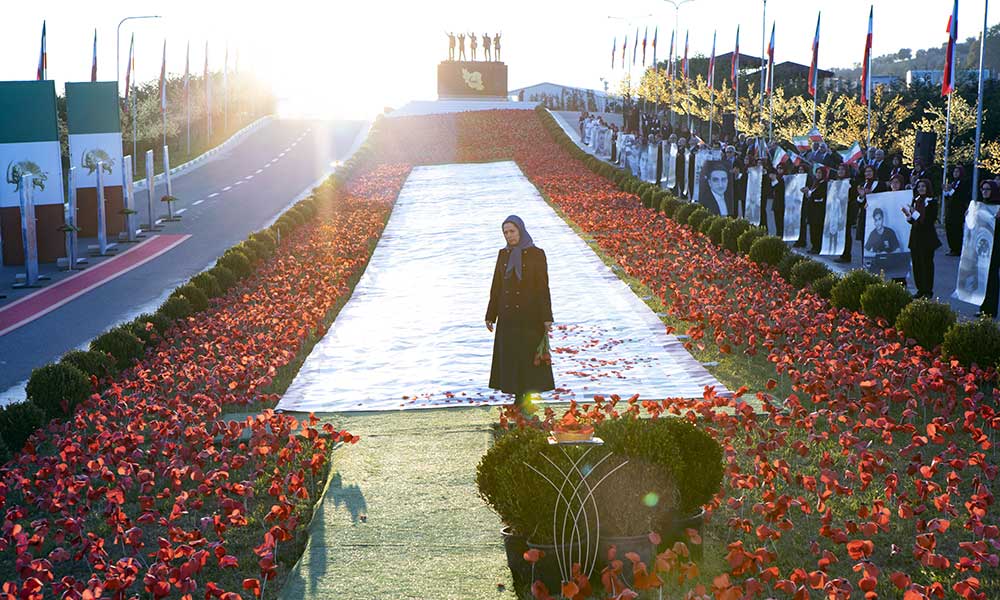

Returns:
574,109,1000,317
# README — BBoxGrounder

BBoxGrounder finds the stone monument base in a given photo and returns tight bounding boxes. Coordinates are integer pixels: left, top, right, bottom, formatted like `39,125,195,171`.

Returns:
437,61,508,99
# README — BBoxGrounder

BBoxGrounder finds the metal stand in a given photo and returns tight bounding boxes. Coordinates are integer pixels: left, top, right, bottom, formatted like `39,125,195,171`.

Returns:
141,149,163,232
160,145,181,222
88,163,117,257
12,175,49,289
59,167,87,270
523,437,628,586
119,156,142,243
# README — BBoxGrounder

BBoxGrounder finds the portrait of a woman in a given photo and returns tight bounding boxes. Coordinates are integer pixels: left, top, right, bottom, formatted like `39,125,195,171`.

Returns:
485,215,555,407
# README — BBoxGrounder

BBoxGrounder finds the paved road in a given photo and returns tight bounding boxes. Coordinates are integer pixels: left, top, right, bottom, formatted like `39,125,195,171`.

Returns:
0,118,364,399
550,109,983,320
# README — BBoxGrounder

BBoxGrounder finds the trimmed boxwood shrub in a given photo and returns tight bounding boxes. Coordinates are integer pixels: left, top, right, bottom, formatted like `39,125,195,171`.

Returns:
90,326,145,370
190,272,222,298
26,363,91,419
60,350,115,379
748,236,789,266
737,227,766,254
860,281,912,325
674,202,699,224
777,252,807,280
895,299,957,350
830,269,882,312
158,295,193,321
134,312,172,335
661,197,682,218
640,189,655,209
171,283,209,313
721,220,753,253
698,214,721,235
941,316,1000,368
789,259,832,289
217,250,252,279
686,207,711,230
209,266,237,291
707,217,729,245
477,417,723,543
810,273,839,299
245,238,271,261
653,191,669,210
0,401,46,456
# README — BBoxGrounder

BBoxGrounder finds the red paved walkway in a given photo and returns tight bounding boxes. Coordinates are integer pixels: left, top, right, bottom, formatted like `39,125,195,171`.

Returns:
0,234,190,337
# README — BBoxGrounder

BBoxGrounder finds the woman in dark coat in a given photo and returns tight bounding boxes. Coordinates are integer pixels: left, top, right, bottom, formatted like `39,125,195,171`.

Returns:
486,215,555,406
768,163,786,236
803,166,830,254
903,178,942,299
944,165,971,256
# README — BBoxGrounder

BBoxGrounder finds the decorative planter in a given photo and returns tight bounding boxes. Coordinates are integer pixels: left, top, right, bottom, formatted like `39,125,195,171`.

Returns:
524,538,583,593
657,508,706,561
501,526,531,591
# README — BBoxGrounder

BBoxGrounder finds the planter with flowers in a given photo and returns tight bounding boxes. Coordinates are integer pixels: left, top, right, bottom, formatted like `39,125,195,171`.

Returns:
477,402,723,596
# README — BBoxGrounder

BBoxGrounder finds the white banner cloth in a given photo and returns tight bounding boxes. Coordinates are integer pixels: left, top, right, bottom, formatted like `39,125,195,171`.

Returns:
276,161,726,412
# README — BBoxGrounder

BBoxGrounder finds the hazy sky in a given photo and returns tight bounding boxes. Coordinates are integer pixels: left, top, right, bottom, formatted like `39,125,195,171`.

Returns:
0,0,994,118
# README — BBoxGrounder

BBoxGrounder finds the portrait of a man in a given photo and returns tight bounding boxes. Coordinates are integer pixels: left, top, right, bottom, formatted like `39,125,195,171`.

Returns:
863,207,901,254
699,161,733,216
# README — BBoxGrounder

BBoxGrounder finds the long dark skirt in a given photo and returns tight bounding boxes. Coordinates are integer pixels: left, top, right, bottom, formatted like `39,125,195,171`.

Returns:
489,318,555,395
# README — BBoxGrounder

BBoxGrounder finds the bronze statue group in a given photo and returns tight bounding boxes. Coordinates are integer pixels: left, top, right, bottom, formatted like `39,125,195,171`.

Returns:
446,32,502,62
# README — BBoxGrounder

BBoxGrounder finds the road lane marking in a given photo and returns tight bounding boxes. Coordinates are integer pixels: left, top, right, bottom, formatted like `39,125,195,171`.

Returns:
176,208,187,214
234,180,243,186
222,186,232,192
208,192,220,198
255,169,263,174
193,199,205,205
245,175,254,180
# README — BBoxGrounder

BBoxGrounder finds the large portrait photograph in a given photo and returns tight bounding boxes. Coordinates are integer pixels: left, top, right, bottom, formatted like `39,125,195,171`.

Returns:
782,173,807,242
821,179,852,256
955,201,1000,306
698,160,734,216
862,190,911,279
745,165,763,224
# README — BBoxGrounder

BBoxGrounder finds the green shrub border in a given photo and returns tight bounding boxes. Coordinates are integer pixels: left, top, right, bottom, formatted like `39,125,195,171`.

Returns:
532,105,991,368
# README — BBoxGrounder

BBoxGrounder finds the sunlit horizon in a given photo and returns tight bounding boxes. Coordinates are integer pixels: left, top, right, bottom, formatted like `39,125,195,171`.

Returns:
1,1,997,122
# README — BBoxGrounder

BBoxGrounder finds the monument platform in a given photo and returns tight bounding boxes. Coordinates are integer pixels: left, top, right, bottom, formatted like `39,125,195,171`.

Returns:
437,60,508,99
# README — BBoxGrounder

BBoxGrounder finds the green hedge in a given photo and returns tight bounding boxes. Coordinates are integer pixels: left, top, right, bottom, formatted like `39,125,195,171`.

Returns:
748,236,789,266
860,282,912,325
26,363,91,419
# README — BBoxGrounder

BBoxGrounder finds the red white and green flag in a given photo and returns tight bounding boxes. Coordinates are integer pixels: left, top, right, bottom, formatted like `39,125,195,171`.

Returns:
772,146,789,168
860,6,873,104
731,25,740,90
611,37,616,69
642,26,648,66
91,29,97,82
842,141,864,164
766,23,775,96
124,33,134,103
159,40,167,114
808,12,821,97
943,0,959,96
667,30,675,79
37,21,47,80
682,30,689,79
652,27,658,70
793,136,811,152
708,31,717,87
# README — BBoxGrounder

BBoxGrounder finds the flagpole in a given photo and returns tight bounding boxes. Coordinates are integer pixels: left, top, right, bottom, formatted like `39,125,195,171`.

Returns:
865,7,873,154
760,0,766,129
708,32,716,145
971,0,989,202
942,91,952,203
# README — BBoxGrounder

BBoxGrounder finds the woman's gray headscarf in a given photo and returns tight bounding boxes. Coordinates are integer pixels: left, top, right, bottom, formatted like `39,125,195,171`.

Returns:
502,215,535,280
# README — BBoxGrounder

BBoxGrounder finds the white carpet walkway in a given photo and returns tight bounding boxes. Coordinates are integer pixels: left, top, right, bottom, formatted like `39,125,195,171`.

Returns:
276,161,725,412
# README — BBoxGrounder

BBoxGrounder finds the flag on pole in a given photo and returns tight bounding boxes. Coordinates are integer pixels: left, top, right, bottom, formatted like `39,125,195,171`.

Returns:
91,29,97,82
652,27,658,70
159,40,167,114
667,30,675,79
807,127,824,142
731,26,740,90
184,41,190,104
772,146,789,168
793,135,811,152
766,23,775,95
790,152,807,167
861,6,873,104
842,141,864,165
682,30,689,78
943,0,959,96
204,41,211,112
708,31,717,87
611,37,616,69
37,21,47,80
633,27,638,65
642,26,648,66
808,12,821,97
124,33,134,103
621,34,627,69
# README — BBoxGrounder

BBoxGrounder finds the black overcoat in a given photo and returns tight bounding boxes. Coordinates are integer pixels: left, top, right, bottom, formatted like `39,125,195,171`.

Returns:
486,247,556,395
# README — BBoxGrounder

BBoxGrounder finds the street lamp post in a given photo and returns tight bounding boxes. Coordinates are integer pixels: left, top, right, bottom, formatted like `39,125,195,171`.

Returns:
663,0,694,130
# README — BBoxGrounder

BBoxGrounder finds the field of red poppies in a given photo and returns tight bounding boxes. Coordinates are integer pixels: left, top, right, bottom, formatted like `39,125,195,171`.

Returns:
0,164,409,599
373,110,999,599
